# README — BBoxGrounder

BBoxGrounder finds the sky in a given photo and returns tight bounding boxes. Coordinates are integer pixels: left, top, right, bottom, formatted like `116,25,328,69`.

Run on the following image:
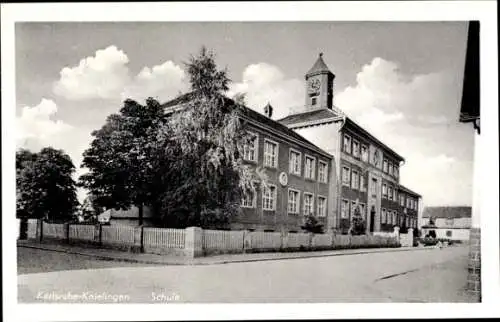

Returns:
15,21,473,207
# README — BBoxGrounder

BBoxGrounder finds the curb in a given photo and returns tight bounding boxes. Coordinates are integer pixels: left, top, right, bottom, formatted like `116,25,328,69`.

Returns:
17,242,452,266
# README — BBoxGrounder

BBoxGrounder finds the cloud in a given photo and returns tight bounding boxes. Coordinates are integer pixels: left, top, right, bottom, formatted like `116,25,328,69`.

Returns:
121,61,188,103
53,45,187,104
16,98,73,143
53,46,131,100
229,63,304,119
332,57,473,206
16,98,93,202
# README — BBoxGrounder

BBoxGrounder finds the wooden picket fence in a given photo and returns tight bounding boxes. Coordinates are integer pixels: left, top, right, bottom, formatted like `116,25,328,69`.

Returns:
24,219,401,257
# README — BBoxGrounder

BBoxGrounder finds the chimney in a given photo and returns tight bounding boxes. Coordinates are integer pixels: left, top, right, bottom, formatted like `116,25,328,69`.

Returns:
264,102,273,118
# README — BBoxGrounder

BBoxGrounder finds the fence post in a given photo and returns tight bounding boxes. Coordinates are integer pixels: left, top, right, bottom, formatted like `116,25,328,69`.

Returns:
243,230,252,253
184,227,203,258
93,224,100,245
64,223,70,244
407,228,414,247
394,226,400,245
309,233,314,250
132,225,143,253
331,230,336,249
37,219,43,242
281,231,288,251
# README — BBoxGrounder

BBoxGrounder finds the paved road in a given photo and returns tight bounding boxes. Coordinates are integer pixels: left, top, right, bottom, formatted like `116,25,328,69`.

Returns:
17,247,157,275
18,246,472,303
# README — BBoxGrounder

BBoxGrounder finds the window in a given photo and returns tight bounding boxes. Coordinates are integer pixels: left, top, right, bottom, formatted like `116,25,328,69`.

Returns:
304,155,316,180
343,134,351,154
383,159,388,173
264,139,278,168
341,199,349,219
351,170,359,190
342,166,350,186
303,193,314,216
317,196,327,217
360,174,366,192
243,132,258,162
382,184,387,198
287,189,300,214
382,208,387,224
241,185,256,208
311,97,317,106
352,140,360,158
289,149,301,176
392,212,397,225
318,161,328,183
400,194,405,207
388,163,393,176
414,200,418,211
407,198,411,208
394,190,398,202
371,178,377,196
361,145,369,162
394,166,399,178
388,186,393,201
262,184,277,211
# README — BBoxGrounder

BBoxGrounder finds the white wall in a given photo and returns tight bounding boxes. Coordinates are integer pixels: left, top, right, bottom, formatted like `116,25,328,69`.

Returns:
421,228,470,241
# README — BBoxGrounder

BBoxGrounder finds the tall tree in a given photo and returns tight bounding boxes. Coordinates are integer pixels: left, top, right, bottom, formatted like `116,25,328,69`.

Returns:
16,147,79,222
157,46,257,228
79,97,167,225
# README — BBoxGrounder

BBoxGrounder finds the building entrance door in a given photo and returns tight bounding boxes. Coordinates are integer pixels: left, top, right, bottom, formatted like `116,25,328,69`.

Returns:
370,206,376,233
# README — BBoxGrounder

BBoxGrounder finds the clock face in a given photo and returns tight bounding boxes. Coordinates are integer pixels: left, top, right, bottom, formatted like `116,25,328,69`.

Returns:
308,79,321,93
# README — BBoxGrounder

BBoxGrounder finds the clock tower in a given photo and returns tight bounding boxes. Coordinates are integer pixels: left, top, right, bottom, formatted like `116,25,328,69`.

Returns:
305,53,335,111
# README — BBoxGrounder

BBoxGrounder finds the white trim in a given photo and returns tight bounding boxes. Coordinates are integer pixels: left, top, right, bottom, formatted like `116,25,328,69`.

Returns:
288,148,302,176
303,192,315,216
286,116,342,130
243,131,259,163
318,160,328,183
287,188,301,215
263,138,279,169
317,195,327,218
262,183,277,211
304,154,317,180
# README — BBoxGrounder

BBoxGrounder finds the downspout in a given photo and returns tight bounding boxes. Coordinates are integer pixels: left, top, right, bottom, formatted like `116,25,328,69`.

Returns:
335,116,347,231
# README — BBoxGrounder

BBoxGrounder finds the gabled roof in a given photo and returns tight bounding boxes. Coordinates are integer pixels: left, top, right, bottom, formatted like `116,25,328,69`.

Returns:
161,92,333,158
278,108,341,127
398,185,421,198
307,53,333,76
422,206,472,219
279,108,404,162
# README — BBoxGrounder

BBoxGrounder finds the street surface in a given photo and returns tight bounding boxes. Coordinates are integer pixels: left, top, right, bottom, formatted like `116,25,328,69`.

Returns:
18,245,472,303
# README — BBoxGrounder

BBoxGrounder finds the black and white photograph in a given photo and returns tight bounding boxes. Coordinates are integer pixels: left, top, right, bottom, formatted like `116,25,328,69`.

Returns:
2,1,498,321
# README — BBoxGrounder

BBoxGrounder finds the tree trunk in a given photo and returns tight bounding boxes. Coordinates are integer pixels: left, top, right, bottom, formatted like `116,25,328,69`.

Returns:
138,204,144,226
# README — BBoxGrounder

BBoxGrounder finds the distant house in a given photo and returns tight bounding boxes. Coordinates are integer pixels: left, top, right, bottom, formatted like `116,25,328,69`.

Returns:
421,206,472,241
105,206,155,227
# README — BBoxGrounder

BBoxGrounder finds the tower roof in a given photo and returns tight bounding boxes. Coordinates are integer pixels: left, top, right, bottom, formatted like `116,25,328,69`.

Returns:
306,53,332,76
